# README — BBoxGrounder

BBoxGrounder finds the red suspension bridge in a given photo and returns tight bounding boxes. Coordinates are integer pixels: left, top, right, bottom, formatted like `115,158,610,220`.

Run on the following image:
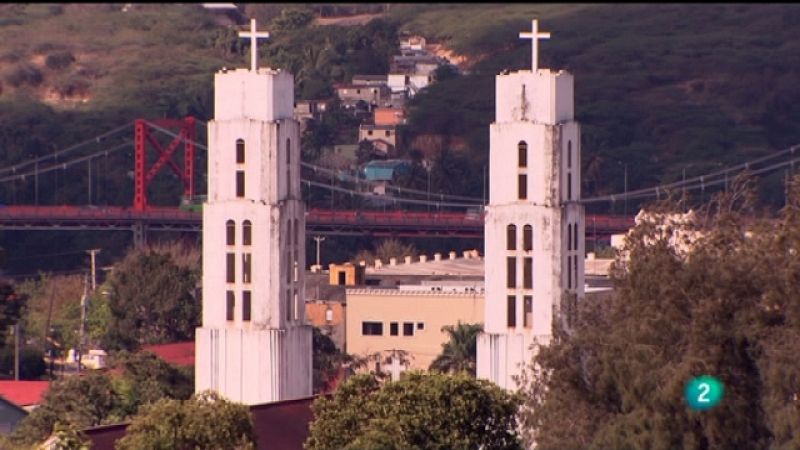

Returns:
14,115,794,245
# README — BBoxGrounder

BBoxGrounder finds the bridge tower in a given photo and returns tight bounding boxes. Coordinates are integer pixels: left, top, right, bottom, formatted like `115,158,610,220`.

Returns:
477,19,584,390
195,19,312,404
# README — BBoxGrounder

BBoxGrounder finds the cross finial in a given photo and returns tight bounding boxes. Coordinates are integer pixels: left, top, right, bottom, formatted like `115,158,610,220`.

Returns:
239,18,271,72
519,19,551,72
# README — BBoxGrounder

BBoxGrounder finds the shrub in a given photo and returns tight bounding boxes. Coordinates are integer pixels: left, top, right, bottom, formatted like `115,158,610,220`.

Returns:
45,51,75,70
3,64,43,87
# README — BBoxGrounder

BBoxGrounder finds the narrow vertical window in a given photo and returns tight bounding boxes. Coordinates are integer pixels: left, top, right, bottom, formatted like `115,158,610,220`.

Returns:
226,291,234,321
574,255,579,290
293,251,299,283
507,257,516,288
523,257,533,289
523,295,533,328
507,224,517,251
518,141,528,168
236,139,245,164
286,138,291,195
518,174,527,200
226,220,235,246
294,291,299,321
242,290,251,321
293,220,299,253
242,253,251,284
567,224,573,251
286,250,292,283
286,289,292,322
507,295,517,328
236,170,245,197
243,220,252,246
567,140,572,169
573,223,579,251
390,322,399,336
567,256,572,289
523,225,533,251
226,253,235,283
567,173,572,201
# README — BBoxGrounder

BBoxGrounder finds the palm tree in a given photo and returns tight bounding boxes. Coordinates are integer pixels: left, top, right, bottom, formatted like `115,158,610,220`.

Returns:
429,322,483,376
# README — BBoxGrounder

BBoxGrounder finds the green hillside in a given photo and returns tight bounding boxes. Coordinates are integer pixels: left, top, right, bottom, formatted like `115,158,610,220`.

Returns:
0,3,799,272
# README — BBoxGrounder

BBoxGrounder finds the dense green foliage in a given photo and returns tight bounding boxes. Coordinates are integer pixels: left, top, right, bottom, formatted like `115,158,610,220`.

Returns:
0,281,25,348
103,246,200,351
116,390,256,450
429,322,482,376
520,176,800,449
306,371,522,450
9,351,193,446
312,326,350,393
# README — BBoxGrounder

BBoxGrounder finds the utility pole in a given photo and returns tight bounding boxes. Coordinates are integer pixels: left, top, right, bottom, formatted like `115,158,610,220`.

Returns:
77,276,89,372
86,249,101,291
313,236,326,267
13,324,19,381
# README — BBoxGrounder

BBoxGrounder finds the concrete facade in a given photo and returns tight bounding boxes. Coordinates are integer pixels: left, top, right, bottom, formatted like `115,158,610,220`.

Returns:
477,24,585,391
346,286,484,378
196,66,312,404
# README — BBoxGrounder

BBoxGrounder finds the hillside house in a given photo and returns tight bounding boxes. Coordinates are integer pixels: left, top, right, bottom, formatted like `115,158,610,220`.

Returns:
335,84,391,109
374,107,406,126
351,74,388,86
359,124,398,151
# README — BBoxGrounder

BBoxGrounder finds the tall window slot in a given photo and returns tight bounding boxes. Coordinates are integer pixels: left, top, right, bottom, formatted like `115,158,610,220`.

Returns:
226,220,235,246
567,224,572,251
523,295,533,328
567,173,572,201
242,253,251,284
242,291,251,321
236,170,245,198
236,139,245,164
523,257,533,289
518,174,528,200
226,253,235,283
523,225,533,251
226,291,234,321
243,220,252,246
507,296,517,328
507,224,517,251
567,140,572,169
507,257,516,288
567,256,572,289
518,141,528,168
574,223,579,251
286,138,291,195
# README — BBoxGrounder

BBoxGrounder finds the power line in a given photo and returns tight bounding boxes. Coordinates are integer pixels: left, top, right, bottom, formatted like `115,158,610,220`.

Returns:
0,142,133,184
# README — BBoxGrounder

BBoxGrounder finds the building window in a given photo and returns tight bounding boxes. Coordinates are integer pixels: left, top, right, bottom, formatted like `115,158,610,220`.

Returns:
403,322,414,336
523,257,533,289
574,223,579,251
567,140,572,169
242,290,251,321
362,321,383,336
390,322,399,336
518,141,528,168
242,253,251,284
567,173,572,201
524,296,533,328
286,250,292,283
236,170,245,197
226,291,234,321
236,139,245,164
518,174,527,200
523,225,532,251
226,253,235,283
567,224,573,251
567,256,572,289
368,130,373,136
294,291,299,321
507,224,517,251
507,257,516,288
507,295,516,328
226,220,235,246
417,322,425,330
286,138,291,164
574,255,579,290
325,308,333,322
243,220,252,246
286,289,292,322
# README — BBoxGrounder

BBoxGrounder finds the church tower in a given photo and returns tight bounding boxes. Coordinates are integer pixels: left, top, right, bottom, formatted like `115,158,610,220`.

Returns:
195,19,312,404
476,19,584,390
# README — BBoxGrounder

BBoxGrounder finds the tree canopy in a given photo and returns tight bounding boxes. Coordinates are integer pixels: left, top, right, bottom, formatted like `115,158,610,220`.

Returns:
520,176,800,450
116,390,256,450
306,371,522,450
429,322,483,376
102,246,199,351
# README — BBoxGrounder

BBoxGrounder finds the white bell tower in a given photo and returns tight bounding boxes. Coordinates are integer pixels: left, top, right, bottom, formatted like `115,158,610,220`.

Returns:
476,19,584,390
195,19,312,404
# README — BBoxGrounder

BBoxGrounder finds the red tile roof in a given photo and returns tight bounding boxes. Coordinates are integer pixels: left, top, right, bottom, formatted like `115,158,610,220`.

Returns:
141,341,195,367
0,380,50,407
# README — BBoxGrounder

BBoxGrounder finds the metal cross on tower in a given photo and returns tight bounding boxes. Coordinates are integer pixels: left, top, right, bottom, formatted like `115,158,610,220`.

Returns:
239,18,270,72
519,19,551,72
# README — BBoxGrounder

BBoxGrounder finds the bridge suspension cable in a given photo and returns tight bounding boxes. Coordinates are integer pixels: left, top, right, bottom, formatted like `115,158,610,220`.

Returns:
0,122,133,176
0,141,133,183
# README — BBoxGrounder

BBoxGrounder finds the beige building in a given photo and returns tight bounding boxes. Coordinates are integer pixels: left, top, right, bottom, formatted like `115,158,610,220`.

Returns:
346,281,484,379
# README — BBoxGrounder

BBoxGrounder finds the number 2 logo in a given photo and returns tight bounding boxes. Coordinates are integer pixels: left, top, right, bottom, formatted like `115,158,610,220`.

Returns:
697,383,710,403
